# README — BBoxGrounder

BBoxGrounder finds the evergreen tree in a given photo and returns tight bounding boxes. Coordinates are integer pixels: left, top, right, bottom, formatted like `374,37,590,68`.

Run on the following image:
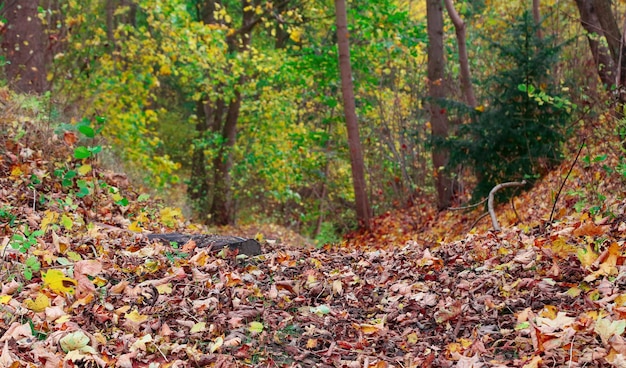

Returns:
445,11,573,202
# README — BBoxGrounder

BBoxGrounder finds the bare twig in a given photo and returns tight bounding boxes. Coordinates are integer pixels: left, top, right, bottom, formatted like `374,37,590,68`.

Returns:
509,194,521,223
468,212,489,231
449,198,487,211
548,141,585,225
488,180,527,231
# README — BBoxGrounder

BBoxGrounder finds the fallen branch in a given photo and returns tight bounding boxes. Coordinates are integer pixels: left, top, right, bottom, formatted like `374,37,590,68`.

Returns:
489,180,527,231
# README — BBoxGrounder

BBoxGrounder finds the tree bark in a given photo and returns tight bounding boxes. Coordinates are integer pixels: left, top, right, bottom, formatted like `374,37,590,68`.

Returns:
532,0,543,40
188,100,212,220
443,0,476,107
1,0,47,93
334,0,372,229
574,0,616,90
427,0,453,210
186,0,256,225
209,85,242,225
591,0,626,87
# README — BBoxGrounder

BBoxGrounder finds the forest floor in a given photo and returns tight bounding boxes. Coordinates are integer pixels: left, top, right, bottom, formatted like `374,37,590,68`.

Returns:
1,89,626,368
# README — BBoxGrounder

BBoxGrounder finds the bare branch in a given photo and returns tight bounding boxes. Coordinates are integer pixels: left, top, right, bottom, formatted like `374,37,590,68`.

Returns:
488,180,527,231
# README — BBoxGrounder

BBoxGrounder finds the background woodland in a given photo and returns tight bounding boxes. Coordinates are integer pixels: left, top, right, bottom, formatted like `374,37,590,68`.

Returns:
1,0,625,243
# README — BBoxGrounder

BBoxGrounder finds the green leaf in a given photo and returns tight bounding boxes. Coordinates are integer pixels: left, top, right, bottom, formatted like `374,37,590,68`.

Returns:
138,194,150,202
78,125,95,138
88,146,102,155
115,197,129,206
249,321,264,334
74,146,91,159
61,214,73,230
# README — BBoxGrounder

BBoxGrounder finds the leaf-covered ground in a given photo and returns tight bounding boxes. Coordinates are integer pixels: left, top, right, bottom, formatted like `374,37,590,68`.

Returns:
1,91,626,367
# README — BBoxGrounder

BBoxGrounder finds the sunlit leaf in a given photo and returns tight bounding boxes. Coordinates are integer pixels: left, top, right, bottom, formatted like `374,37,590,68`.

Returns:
249,321,264,334
24,293,50,312
42,269,77,295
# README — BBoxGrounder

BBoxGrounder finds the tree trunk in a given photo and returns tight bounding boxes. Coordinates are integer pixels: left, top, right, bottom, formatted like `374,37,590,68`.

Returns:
574,0,616,91
532,0,543,40
443,0,476,107
334,0,372,229
427,0,453,210
1,0,47,93
209,86,242,225
591,0,626,88
187,100,212,220
186,0,256,225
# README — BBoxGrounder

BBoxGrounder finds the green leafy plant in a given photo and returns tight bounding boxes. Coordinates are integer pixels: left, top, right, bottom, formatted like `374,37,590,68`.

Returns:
0,206,16,227
443,11,572,202
10,225,44,253
23,256,41,280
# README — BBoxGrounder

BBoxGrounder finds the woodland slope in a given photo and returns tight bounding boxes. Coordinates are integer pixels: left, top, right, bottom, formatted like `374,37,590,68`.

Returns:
1,92,626,367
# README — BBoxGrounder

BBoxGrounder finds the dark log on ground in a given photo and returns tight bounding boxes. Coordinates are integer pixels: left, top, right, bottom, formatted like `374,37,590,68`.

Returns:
146,233,262,256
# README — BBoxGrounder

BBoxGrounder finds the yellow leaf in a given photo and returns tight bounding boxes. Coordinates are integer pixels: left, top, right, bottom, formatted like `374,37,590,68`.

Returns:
406,332,418,344
77,164,92,175
249,321,264,334
41,210,58,232
125,309,148,324
42,269,77,295
67,251,82,261
190,322,207,333
549,238,577,259
128,221,143,233
539,305,558,319
577,244,597,268
459,337,473,348
615,294,626,307
353,322,384,335
447,342,461,353
309,258,322,269
156,283,172,294
159,207,183,227
209,336,223,353
10,166,23,178
0,295,11,304
24,293,50,312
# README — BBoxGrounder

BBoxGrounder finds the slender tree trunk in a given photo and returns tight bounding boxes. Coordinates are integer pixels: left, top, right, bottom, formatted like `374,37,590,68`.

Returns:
334,0,372,229
443,0,476,107
105,0,117,49
186,0,255,225
1,0,47,93
574,0,616,90
532,0,543,40
209,85,242,225
427,0,453,210
188,100,212,220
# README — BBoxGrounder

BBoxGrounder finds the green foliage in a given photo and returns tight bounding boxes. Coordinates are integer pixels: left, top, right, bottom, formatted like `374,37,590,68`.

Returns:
10,225,44,253
23,256,41,281
0,206,16,227
314,222,342,247
444,11,573,202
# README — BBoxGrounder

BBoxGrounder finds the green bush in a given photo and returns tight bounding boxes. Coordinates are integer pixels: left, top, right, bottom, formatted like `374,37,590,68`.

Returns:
444,11,574,202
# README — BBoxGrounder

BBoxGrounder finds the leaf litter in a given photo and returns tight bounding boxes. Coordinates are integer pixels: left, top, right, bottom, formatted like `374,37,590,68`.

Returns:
1,93,626,367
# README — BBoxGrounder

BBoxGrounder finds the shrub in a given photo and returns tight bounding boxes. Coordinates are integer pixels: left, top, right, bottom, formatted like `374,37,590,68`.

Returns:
444,11,574,202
